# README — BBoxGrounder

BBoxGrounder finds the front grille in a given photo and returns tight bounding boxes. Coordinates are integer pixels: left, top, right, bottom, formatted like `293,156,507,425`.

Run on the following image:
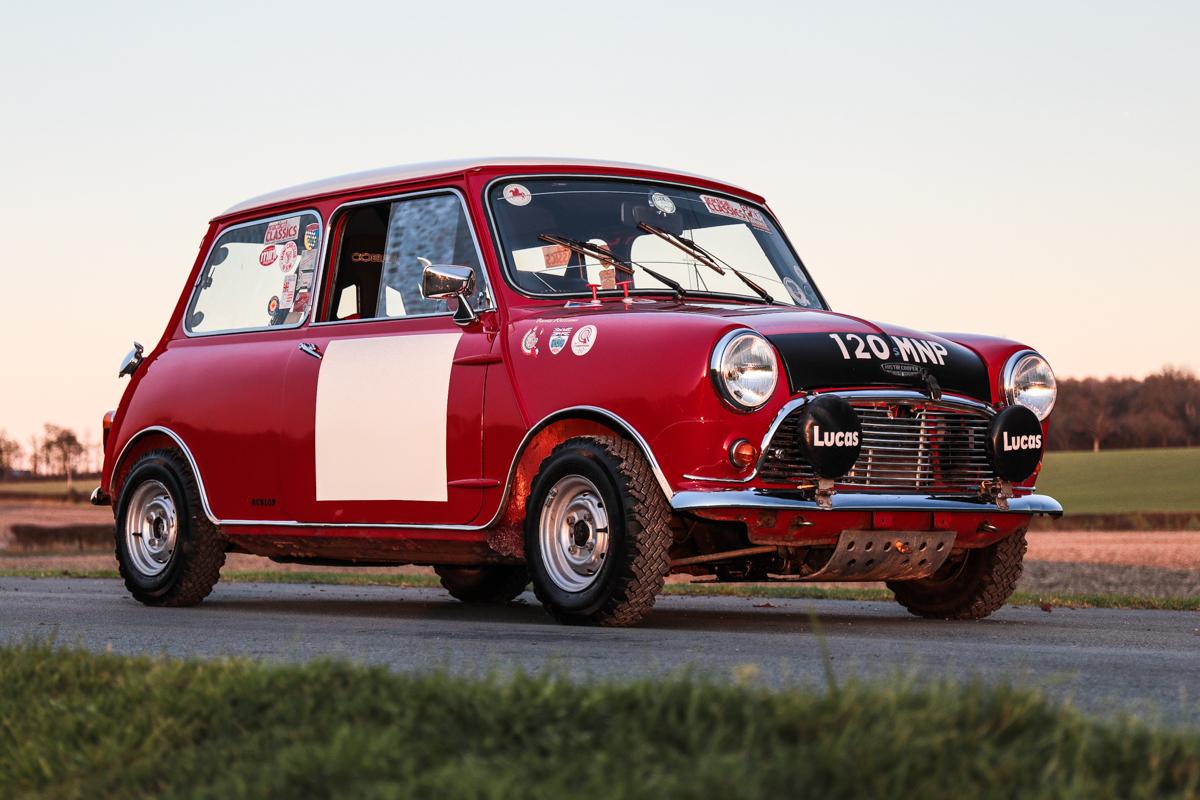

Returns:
757,397,995,494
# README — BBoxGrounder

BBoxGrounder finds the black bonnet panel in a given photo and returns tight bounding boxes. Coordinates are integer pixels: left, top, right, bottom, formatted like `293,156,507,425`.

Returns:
766,332,992,401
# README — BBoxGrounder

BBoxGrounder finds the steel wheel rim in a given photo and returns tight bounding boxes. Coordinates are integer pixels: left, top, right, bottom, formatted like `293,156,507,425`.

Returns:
124,479,179,578
539,475,610,592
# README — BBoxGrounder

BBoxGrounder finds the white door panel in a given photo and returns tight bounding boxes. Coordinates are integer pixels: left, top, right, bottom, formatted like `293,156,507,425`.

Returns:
314,332,461,502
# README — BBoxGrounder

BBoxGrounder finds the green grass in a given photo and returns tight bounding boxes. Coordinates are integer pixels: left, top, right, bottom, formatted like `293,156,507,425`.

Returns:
1040,448,1200,514
3,567,1197,611
0,479,84,498
1,641,1197,799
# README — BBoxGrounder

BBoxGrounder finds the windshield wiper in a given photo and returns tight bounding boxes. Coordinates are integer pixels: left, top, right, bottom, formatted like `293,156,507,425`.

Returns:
537,234,688,299
636,222,774,304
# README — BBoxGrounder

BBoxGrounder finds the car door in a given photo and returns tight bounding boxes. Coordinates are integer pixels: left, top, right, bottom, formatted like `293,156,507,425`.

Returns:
281,188,495,526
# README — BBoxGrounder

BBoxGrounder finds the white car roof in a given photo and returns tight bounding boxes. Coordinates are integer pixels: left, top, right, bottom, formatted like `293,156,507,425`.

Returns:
219,156,754,217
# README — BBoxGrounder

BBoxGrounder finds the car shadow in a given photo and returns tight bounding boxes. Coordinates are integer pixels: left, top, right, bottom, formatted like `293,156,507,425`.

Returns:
193,586,1000,637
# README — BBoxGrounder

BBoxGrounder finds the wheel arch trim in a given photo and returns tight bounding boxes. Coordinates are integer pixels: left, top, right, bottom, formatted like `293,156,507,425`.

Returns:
111,425,221,525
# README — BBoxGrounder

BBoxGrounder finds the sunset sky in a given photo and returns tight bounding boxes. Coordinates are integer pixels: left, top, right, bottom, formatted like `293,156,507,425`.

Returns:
1,1,1197,450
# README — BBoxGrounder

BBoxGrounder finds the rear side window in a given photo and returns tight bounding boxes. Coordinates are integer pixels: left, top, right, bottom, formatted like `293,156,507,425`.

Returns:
186,211,323,334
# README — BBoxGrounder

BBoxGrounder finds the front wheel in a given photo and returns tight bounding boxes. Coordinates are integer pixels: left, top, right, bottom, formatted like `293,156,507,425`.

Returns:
887,528,1027,620
525,436,672,627
114,449,225,606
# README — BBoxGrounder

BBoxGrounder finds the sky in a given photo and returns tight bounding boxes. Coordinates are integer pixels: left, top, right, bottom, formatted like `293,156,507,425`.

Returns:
1,0,1197,451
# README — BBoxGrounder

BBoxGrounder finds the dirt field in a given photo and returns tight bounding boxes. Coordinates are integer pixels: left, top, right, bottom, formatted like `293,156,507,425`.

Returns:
2,500,1196,597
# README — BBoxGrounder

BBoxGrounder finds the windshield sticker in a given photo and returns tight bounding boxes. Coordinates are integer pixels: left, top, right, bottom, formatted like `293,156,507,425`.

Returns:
292,289,310,315
699,195,770,232
298,249,318,273
267,295,280,316
548,326,572,355
542,244,571,268
279,241,298,273
264,216,301,244
649,191,676,215
503,183,532,206
259,245,278,267
783,277,810,307
521,327,541,357
304,223,320,251
571,325,597,356
280,274,297,307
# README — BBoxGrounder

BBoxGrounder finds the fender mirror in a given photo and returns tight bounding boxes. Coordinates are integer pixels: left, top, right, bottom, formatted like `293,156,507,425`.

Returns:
118,341,144,378
419,259,478,326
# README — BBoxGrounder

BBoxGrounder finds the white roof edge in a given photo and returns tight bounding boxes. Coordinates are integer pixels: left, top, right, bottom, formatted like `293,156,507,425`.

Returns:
218,156,754,217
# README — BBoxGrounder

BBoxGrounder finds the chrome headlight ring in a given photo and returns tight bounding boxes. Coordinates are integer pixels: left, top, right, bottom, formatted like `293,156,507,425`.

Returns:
1002,350,1057,422
710,330,779,412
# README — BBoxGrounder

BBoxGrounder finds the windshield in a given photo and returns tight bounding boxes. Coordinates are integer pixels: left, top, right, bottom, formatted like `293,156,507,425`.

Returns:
488,178,824,307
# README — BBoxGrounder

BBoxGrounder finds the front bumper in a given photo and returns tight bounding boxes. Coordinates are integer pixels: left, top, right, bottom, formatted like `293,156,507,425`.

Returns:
671,491,1063,516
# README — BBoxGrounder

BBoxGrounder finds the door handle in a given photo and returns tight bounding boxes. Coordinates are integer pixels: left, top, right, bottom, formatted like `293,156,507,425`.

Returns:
298,342,322,360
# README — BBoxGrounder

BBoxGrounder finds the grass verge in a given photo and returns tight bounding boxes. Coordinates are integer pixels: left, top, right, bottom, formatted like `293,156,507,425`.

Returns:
1,641,1198,799
2,567,1197,611
1040,447,1200,514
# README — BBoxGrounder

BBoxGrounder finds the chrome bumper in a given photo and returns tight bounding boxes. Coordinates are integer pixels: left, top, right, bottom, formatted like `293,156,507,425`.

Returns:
671,490,1063,516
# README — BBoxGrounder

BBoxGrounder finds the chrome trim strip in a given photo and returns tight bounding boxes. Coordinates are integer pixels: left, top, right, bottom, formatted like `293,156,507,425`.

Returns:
671,490,1063,516
686,390,996,485
112,426,220,524
121,408,673,532
183,209,325,338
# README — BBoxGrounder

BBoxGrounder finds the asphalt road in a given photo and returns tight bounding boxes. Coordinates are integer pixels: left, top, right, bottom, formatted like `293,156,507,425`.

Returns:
3,577,1197,723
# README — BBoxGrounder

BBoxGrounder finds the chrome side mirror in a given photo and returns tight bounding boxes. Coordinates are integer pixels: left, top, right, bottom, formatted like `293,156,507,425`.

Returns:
118,341,144,378
419,259,478,326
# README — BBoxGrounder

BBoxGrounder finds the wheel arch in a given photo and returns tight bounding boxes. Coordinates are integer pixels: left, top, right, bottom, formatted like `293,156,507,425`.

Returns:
485,407,673,556
109,426,218,524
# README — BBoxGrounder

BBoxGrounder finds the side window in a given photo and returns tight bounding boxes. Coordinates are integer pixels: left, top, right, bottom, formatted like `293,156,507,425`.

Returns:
322,192,485,321
186,212,322,334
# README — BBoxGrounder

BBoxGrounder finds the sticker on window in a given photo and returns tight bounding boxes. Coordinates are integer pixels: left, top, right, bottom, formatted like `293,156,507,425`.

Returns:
281,274,297,307
542,244,571,268
303,223,320,251
649,191,676,215
698,195,770,232
259,245,278,267
264,216,301,244
279,241,298,273
502,183,532,206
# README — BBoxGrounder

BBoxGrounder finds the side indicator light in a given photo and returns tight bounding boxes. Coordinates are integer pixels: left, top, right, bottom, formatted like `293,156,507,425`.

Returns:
729,439,760,470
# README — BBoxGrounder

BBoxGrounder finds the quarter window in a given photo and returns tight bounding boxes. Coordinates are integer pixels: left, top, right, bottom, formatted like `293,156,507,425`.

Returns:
186,212,323,334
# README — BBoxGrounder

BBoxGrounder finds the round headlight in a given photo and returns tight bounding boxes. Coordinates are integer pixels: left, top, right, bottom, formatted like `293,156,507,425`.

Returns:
711,331,778,411
1003,351,1057,421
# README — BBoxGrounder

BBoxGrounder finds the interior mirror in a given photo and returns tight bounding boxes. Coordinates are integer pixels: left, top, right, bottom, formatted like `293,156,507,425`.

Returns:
419,259,478,325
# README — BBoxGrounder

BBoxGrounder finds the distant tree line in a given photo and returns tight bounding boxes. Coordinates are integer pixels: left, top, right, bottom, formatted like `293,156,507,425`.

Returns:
0,367,1195,474
1046,367,1198,451
0,425,98,488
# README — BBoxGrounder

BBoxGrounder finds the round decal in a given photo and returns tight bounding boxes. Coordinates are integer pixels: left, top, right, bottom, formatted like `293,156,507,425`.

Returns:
259,245,278,267
503,183,532,206
649,191,676,215
521,327,540,356
783,277,810,307
266,295,280,315
570,325,597,356
279,241,298,273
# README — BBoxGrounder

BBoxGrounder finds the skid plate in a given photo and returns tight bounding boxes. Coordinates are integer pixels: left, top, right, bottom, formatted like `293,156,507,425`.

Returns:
798,530,956,582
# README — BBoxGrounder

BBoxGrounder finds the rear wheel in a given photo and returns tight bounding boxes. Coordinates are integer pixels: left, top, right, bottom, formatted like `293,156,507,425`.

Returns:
525,436,672,627
115,449,225,606
435,565,529,604
887,528,1027,620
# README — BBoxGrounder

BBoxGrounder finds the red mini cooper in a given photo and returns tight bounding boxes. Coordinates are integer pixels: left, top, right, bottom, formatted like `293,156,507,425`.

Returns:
94,158,1061,626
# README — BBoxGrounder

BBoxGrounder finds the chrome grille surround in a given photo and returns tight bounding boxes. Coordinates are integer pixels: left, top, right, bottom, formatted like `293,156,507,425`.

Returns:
757,394,996,494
